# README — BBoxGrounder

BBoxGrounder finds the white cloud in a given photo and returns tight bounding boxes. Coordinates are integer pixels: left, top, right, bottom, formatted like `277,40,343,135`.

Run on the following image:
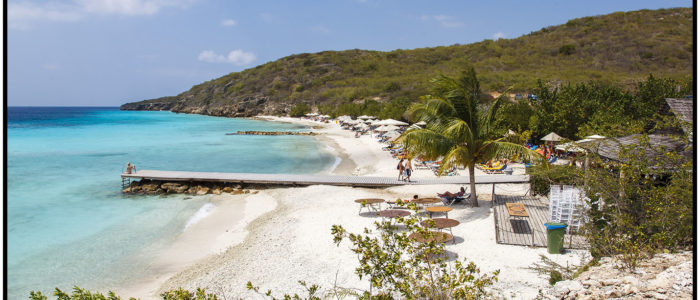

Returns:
309,25,330,33
9,2,82,29
9,0,195,29
493,32,506,39
420,14,464,28
78,0,195,15
198,50,256,65
221,19,237,27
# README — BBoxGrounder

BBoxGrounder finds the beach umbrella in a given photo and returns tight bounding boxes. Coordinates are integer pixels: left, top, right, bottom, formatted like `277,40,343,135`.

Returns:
585,134,606,139
408,124,422,130
375,119,409,126
337,115,352,121
376,125,400,132
414,121,427,126
344,119,360,125
540,132,562,142
355,123,369,129
358,115,375,120
383,131,400,138
305,113,318,117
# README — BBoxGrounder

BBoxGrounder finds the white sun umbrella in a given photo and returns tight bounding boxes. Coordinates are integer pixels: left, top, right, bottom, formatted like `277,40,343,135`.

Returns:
375,119,409,126
358,115,372,120
344,119,360,125
305,113,318,117
414,121,427,126
540,132,563,142
383,131,401,139
337,115,352,121
376,125,400,132
355,123,369,129
408,124,422,130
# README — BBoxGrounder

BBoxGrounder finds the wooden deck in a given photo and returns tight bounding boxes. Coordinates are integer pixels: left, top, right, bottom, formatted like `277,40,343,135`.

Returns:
493,194,587,249
122,170,529,187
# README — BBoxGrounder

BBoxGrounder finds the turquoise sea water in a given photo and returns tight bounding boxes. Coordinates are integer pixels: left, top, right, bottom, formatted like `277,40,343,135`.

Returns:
7,107,336,299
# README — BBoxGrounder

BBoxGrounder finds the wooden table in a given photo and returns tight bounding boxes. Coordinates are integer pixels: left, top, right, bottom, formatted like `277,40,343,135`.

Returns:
409,231,453,244
354,198,384,214
505,202,533,245
411,197,442,207
425,206,452,218
379,209,411,218
420,218,459,240
506,203,529,219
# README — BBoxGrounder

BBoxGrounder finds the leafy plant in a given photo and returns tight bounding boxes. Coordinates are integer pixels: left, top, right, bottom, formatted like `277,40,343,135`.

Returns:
402,67,542,206
581,134,693,270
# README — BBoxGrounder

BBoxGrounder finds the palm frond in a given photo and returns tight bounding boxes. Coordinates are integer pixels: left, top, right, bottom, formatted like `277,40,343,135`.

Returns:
478,141,544,163
399,129,455,161
438,145,472,175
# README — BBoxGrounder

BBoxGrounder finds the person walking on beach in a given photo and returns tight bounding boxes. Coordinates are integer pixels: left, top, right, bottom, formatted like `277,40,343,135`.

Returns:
397,158,405,181
404,159,413,182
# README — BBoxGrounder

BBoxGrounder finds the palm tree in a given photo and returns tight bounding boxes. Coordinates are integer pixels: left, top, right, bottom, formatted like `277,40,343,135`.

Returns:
400,67,541,207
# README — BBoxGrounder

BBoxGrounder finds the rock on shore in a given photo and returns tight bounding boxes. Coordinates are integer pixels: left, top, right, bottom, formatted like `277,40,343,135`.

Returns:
123,179,258,195
543,251,692,299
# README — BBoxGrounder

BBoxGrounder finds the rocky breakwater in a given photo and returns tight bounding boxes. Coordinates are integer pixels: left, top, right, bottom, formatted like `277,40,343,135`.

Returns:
226,131,315,136
123,179,258,196
544,251,692,299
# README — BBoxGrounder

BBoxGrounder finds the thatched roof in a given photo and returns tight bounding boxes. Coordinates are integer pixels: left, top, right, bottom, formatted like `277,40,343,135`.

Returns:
644,98,693,133
592,134,692,164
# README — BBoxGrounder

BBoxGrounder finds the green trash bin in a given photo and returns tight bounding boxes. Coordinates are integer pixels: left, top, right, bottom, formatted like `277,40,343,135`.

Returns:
544,222,567,254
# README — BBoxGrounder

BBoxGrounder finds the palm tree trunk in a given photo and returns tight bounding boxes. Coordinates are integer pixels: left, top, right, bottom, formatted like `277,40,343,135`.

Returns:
469,164,479,207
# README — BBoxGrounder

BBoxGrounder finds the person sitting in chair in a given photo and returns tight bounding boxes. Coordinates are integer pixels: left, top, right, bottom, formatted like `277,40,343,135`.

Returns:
437,187,465,200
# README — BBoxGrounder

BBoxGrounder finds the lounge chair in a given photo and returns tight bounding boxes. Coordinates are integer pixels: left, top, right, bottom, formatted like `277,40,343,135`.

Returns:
484,164,507,174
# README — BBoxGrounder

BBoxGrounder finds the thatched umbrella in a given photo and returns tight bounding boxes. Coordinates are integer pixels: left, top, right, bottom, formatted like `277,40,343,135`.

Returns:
541,132,562,142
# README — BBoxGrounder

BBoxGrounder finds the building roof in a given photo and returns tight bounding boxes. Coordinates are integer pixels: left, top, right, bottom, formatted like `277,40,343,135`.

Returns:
665,98,693,124
592,134,691,166
644,98,694,133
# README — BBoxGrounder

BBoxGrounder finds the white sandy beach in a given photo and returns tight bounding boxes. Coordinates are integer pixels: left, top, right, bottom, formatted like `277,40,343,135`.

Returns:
117,116,588,299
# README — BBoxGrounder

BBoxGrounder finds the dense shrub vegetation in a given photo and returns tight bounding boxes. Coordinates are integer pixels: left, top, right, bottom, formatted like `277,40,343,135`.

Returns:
131,8,692,118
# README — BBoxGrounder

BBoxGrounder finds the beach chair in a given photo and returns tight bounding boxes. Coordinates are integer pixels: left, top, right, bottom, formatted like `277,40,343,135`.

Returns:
484,164,507,174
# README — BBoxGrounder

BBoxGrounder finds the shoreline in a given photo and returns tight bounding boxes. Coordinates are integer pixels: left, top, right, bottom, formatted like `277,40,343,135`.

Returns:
116,116,586,299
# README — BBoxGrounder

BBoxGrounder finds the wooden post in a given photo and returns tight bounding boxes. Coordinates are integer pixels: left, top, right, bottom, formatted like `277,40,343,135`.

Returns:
492,183,495,201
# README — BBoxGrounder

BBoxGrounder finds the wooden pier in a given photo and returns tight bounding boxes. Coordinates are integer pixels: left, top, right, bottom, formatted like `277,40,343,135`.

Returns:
122,170,529,188
493,194,587,249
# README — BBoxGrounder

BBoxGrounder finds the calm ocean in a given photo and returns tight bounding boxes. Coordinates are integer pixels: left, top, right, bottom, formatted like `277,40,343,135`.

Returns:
7,107,336,299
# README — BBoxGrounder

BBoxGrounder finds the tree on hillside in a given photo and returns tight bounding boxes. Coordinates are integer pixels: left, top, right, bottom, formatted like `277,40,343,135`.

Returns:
401,67,541,207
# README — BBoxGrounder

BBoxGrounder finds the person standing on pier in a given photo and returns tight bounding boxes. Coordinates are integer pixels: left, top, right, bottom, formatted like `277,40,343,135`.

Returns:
404,159,413,182
397,158,405,181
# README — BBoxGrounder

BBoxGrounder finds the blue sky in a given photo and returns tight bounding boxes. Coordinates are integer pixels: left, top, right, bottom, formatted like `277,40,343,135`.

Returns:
7,0,693,106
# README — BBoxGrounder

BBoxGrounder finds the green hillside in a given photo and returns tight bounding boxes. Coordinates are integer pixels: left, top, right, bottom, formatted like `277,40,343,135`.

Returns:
122,7,693,116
